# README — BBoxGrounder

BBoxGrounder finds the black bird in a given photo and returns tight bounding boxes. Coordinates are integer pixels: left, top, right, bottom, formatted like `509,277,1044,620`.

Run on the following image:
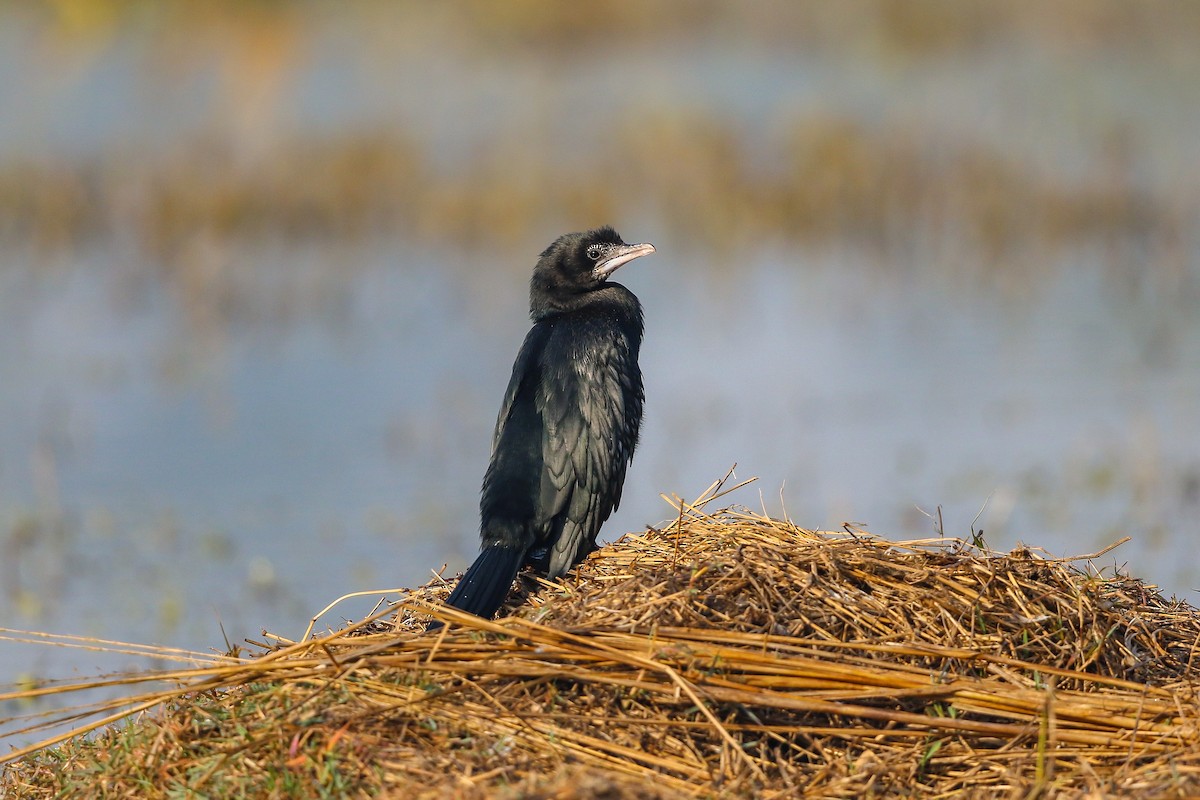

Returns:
439,226,653,622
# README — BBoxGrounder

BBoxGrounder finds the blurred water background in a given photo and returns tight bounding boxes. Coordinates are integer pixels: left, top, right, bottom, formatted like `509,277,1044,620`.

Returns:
2,1,1199,724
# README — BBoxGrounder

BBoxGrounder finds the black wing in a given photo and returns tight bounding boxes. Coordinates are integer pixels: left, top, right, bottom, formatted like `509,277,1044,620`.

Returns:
479,323,553,546
536,320,643,577
480,315,643,577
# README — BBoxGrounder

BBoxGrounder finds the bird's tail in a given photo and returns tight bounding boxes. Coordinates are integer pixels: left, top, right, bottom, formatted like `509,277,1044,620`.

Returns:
435,545,526,625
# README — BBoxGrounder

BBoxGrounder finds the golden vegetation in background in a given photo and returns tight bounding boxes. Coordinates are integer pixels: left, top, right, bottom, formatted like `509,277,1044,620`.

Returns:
3,488,1198,797
0,117,1179,272
4,0,1196,343
32,0,1200,58
4,0,1195,261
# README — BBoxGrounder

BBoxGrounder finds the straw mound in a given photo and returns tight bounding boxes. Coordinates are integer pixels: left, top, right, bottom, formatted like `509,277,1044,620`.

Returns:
381,507,1200,797
4,501,1200,798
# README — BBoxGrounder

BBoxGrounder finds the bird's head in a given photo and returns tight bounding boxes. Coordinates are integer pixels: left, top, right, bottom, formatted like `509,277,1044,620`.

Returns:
530,226,655,314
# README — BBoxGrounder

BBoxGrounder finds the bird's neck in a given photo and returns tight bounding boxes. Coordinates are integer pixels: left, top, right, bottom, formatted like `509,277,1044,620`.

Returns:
530,282,641,322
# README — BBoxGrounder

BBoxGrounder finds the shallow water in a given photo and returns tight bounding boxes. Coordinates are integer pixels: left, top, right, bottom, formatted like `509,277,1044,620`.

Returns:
3,236,1197,694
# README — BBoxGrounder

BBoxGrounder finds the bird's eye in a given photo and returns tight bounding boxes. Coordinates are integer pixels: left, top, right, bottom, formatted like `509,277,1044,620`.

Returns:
586,244,604,260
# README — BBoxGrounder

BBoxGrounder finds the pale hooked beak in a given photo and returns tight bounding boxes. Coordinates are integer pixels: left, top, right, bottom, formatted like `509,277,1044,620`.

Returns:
594,242,656,280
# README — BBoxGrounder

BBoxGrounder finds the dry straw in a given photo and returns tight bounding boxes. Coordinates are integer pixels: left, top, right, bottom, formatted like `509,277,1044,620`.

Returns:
3,476,1199,797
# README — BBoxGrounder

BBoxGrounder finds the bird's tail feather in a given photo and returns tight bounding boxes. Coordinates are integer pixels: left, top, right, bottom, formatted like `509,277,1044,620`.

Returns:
438,546,526,623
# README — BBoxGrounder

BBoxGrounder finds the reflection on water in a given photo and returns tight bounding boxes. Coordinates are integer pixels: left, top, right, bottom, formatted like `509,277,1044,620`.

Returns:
1,2,1199,710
